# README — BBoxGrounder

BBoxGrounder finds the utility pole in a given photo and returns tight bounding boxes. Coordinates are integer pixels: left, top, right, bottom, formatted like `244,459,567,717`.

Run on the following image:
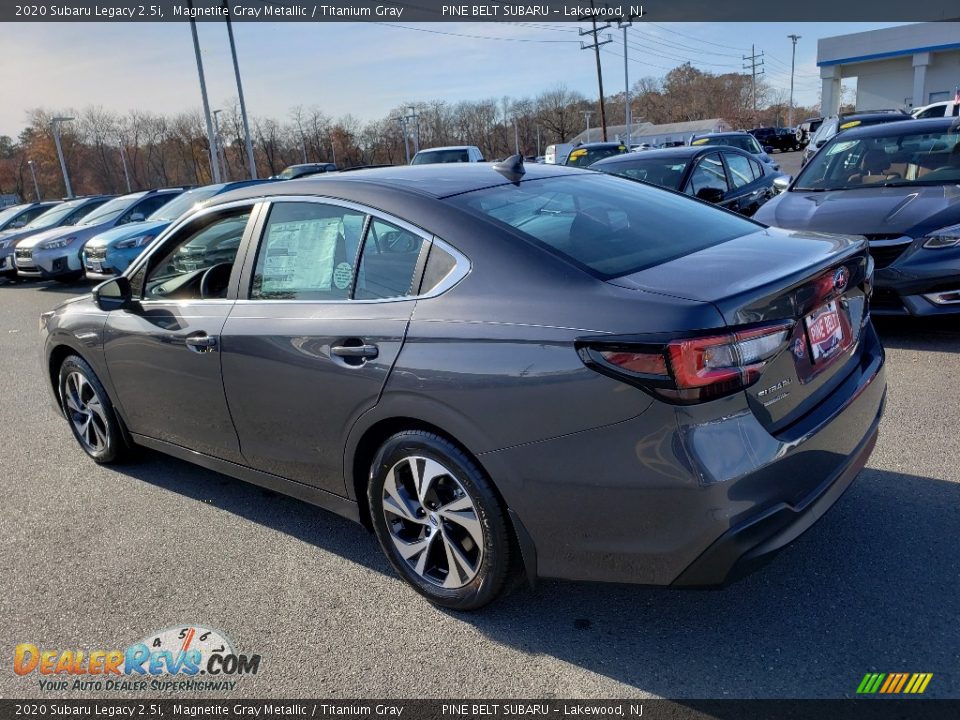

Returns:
514,117,520,155
536,125,541,156
579,1,612,141
222,0,257,179
743,44,765,121
582,111,594,143
787,34,801,128
50,116,74,199
27,160,41,201
188,0,221,184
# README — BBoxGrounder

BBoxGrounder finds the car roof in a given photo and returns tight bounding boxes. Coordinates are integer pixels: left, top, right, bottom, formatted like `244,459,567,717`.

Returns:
415,146,477,152
591,146,716,165
576,142,625,148
702,131,754,138
837,110,910,122
209,162,588,205
831,116,960,139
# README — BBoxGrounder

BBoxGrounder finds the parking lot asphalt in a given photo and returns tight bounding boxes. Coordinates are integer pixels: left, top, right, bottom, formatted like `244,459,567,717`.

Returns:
1,220,958,699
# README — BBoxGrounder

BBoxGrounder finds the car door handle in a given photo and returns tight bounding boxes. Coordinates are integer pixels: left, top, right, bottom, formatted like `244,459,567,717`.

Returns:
331,343,379,359
185,334,218,353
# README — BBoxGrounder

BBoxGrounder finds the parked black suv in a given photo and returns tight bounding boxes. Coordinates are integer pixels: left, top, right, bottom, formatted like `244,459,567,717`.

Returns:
750,127,800,152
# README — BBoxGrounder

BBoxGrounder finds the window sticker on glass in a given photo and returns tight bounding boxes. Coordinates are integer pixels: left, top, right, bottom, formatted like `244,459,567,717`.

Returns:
259,217,340,296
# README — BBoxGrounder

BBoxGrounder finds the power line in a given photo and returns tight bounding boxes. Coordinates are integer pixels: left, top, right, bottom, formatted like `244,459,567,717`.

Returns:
645,22,750,52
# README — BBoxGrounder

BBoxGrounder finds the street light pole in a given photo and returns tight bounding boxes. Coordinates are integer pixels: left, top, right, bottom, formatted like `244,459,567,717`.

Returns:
213,109,229,181
117,140,132,193
787,34,801,128
27,160,41,201
187,0,221,184
50,117,74,199
222,0,257,179
582,111,593,143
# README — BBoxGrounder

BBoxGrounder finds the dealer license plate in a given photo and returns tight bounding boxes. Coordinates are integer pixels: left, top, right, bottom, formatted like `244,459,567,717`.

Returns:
804,300,846,362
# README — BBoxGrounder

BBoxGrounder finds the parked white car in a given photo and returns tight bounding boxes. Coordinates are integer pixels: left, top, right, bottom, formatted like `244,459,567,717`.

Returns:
411,146,484,164
911,101,960,119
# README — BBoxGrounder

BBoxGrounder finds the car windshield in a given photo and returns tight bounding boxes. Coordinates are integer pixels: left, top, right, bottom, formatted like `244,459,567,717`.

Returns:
692,135,762,154
595,158,688,190
0,204,27,225
412,150,470,164
149,186,220,221
449,173,758,279
22,201,81,229
77,195,140,225
793,129,960,191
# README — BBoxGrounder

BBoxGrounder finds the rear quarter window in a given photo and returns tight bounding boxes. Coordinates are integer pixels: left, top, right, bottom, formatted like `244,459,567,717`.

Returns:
449,174,757,279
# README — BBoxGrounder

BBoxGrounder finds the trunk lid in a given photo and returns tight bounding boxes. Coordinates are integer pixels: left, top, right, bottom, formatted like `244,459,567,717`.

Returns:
609,227,873,433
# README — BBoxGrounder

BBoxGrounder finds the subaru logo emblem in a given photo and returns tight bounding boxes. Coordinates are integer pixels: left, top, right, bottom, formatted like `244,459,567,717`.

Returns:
833,267,850,292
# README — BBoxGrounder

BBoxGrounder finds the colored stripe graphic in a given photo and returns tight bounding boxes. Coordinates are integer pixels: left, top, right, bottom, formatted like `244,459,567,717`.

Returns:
857,672,932,694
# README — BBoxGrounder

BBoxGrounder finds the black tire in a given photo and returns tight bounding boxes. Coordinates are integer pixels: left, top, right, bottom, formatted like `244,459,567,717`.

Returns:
368,431,512,610
58,355,128,464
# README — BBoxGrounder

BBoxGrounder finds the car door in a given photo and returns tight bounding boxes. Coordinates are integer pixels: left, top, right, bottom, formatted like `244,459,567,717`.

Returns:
102,202,260,462
685,153,731,207
219,198,429,494
721,151,767,215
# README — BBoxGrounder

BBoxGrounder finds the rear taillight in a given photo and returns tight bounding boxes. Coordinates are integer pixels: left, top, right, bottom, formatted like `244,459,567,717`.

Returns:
580,321,794,404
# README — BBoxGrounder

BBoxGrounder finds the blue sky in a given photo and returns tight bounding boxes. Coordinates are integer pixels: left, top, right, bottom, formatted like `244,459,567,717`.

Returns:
1,21,905,137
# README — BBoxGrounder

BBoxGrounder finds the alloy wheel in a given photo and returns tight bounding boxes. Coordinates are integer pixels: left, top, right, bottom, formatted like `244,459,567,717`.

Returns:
64,371,109,454
381,456,484,589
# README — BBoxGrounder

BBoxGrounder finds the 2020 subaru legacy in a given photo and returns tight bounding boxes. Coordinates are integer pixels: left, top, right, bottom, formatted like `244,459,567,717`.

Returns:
40,161,886,609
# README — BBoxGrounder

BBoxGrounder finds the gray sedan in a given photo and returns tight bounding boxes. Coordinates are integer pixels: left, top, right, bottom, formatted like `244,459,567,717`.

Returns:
40,161,885,609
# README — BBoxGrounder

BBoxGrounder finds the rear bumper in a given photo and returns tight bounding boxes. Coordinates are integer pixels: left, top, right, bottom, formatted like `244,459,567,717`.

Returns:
481,322,886,586
673,404,881,586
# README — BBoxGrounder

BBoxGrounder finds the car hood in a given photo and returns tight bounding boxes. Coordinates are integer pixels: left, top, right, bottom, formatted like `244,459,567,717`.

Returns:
84,220,169,248
0,225,55,245
15,225,84,249
755,184,960,237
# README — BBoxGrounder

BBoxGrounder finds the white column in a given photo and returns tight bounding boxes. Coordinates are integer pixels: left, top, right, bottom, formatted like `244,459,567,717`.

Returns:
911,52,931,109
820,65,842,116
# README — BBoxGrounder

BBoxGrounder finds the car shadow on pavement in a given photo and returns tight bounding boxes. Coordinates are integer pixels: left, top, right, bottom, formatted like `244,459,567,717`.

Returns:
460,467,959,698
118,449,958,697
118,448,395,576
874,315,960,351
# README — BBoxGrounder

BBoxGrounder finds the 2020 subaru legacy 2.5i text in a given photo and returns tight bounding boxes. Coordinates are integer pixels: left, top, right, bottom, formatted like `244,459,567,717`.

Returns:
40,159,886,609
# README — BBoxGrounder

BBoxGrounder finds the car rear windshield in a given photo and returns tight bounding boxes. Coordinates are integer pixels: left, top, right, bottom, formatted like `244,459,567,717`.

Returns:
794,129,960,190
449,174,758,278
595,158,687,190
412,150,470,164
692,135,762,154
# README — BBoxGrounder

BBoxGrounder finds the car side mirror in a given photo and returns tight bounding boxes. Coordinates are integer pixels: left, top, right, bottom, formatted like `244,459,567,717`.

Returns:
763,145,774,153
129,213,145,223
815,139,825,148
10,220,25,229
695,187,725,204
772,175,791,193
93,276,133,311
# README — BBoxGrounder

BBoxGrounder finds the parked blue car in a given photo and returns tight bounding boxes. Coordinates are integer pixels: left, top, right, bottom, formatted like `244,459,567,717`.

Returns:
83,179,275,280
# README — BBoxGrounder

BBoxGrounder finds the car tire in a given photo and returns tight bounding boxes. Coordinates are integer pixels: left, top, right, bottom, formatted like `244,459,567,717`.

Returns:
368,431,512,610
58,355,127,464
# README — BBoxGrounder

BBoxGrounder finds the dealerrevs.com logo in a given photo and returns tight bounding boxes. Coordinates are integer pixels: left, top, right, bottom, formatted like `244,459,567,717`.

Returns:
14,625,261,692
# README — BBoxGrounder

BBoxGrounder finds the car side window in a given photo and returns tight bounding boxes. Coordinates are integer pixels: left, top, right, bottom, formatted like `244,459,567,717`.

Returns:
916,105,943,119
748,158,764,179
687,154,728,195
251,202,366,301
724,153,754,189
354,218,425,300
143,210,252,301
